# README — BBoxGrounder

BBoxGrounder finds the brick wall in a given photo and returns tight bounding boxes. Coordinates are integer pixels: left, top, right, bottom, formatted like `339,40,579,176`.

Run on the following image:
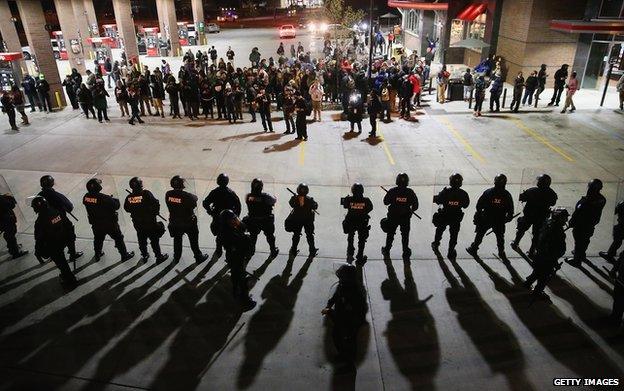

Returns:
496,0,586,83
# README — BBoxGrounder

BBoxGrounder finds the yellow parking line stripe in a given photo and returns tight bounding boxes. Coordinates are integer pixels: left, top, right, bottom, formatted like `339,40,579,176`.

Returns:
510,118,574,162
377,129,396,165
438,117,486,163
298,141,305,166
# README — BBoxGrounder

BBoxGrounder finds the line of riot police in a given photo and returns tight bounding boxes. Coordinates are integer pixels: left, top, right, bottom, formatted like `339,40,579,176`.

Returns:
2,171,622,314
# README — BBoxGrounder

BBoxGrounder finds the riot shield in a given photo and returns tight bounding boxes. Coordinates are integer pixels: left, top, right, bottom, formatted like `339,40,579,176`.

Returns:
0,175,29,249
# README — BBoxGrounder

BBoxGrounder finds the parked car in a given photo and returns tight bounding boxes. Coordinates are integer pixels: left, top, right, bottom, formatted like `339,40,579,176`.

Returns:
206,23,220,33
279,24,296,39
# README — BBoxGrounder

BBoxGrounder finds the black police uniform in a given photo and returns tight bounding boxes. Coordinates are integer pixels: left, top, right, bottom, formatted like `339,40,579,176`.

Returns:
324,266,366,364
83,191,131,258
39,187,80,259
469,187,514,254
244,191,278,255
513,186,558,255
524,218,566,294
569,193,606,261
203,186,241,253
220,218,255,308
166,188,205,261
382,186,418,255
34,205,77,284
602,201,624,260
124,189,166,260
341,195,373,261
287,194,318,254
432,186,470,254
295,96,308,140
0,194,21,258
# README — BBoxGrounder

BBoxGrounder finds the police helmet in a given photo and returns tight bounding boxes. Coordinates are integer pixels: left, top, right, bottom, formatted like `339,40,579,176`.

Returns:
217,173,229,187
30,196,48,213
494,174,507,189
251,178,263,194
335,263,357,283
395,173,409,188
170,175,185,189
40,175,55,189
449,173,463,188
537,174,551,189
588,178,603,193
219,209,238,226
86,178,103,193
129,177,143,191
351,183,364,197
297,183,309,196
551,207,569,225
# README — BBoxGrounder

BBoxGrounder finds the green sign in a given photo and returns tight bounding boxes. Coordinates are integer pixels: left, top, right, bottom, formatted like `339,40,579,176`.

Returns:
198,21,205,33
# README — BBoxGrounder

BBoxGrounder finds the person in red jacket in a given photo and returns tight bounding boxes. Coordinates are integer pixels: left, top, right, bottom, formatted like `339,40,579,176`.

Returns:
409,72,422,108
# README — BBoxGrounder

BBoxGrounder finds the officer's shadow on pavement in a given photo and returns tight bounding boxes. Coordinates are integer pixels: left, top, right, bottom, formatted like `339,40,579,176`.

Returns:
263,138,303,153
0,256,117,333
85,258,223,391
381,257,440,389
546,270,624,358
236,253,314,389
0,258,149,388
474,256,624,380
437,256,535,390
323,265,370,391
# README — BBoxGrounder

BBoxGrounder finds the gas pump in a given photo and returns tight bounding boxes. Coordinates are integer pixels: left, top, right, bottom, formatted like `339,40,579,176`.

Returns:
87,37,114,73
0,52,24,91
177,22,189,46
143,27,160,57
51,31,68,60
102,24,120,48
187,24,197,46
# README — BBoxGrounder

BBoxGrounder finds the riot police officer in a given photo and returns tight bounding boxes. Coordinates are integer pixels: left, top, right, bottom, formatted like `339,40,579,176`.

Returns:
82,178,134,262
0,193,28,259
566,179,606,266
511,174,558,257
431,173,470,259
32,196,77,287
340,183,373,264
466,174,514,259
524,208,568,297
243,178,279,257
286,183,319,257
166,175,209,264
321,263,367,366
39,175,83,261
381,173,418,261
124,177,168,263
600,200,624,263
203,173,241,257
219,209,256,311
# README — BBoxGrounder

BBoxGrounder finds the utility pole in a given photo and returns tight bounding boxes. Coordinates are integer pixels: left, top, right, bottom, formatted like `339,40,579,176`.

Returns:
367,0,374,80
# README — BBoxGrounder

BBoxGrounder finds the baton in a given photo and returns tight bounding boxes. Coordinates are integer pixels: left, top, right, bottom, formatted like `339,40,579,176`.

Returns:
125,189,168,222
380,186,421,219
287,188,320,215
486,212,521,236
